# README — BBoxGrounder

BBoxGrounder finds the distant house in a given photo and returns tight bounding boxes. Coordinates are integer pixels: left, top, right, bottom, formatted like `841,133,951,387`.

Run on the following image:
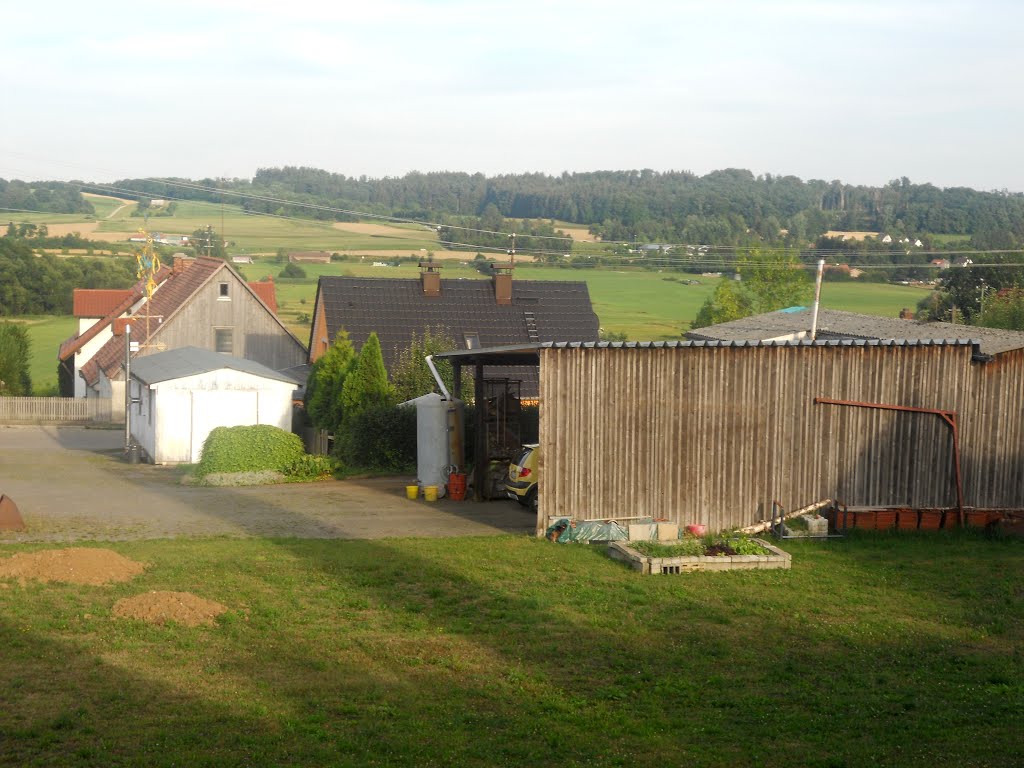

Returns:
308,263,599,397
129,346,298,464
881,234,893,244
59,257,306,414
931,259,951,270
289,251,332,264
686,307,1024,356
231,255,253,264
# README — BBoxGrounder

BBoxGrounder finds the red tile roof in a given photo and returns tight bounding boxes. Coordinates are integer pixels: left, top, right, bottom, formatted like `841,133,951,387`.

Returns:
248,279,277,313
84,257,228,385
58,268,172,362
73,289,134,318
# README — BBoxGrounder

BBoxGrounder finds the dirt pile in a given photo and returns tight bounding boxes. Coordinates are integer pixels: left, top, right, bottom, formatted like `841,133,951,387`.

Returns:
0,548,146,585
113,591,227,627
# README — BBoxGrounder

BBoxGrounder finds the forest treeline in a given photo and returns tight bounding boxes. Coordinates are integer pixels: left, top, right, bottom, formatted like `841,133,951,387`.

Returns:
0,237,136,316
103,168,1024,252
7,169,1024,254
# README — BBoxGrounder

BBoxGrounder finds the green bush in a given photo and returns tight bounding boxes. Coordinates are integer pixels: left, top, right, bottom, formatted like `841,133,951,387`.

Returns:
284,454,336,481
196,425,305,477
335,404,416,472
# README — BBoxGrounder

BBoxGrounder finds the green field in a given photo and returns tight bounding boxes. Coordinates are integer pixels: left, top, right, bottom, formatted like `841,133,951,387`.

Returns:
15,316,76,395
1,531,1020,766
92,199,441,254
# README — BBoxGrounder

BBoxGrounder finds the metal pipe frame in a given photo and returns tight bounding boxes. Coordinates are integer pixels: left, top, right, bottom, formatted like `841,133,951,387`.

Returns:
814,396,965,526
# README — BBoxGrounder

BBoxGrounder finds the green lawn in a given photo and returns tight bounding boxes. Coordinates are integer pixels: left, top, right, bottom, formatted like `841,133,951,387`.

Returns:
14,316,77,395
0,531,1020,766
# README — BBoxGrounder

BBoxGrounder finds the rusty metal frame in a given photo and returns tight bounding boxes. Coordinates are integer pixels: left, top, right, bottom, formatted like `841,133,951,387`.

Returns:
814,397,964,526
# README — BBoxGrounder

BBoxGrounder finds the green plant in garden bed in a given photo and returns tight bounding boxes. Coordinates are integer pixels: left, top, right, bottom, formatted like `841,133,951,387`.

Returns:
631,534,773,558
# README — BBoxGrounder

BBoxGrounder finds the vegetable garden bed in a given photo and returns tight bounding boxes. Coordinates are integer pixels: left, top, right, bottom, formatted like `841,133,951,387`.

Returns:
608,538,791,574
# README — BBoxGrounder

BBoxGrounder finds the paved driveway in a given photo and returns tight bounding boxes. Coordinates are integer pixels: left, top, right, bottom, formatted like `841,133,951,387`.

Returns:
0,426,534,542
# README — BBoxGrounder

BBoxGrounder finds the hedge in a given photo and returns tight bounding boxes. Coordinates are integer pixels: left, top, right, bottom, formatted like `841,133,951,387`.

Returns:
196,425,306,477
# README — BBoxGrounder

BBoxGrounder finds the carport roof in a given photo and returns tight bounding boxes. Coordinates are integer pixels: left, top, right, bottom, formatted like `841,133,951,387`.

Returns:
434,337,987,365
129,346,299,385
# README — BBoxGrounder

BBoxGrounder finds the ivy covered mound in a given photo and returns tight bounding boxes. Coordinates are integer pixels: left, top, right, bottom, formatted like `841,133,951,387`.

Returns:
194,425,333,484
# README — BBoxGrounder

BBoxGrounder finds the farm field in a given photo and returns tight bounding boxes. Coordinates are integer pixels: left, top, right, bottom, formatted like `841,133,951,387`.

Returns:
0,531,1020,767
16,316,76,395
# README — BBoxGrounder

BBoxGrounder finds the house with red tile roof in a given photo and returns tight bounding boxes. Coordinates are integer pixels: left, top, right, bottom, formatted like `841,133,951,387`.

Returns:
59,257,305,412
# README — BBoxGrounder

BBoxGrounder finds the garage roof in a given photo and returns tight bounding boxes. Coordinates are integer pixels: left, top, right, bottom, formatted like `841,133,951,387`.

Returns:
129,346,299,385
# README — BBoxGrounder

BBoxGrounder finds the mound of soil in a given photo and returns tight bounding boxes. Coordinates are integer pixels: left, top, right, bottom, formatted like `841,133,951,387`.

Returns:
0,548,146,586
113,591,227,627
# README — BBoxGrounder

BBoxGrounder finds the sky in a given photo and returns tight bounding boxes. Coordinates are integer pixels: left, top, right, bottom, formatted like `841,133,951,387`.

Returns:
1,0,1022,191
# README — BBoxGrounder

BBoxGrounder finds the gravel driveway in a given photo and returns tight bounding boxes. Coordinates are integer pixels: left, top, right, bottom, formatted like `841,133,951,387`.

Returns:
0,426,534,542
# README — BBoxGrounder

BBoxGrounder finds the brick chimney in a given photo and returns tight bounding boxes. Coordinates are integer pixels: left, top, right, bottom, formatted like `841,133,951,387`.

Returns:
419,261,442,297
173,255,191,274
492,262,514,305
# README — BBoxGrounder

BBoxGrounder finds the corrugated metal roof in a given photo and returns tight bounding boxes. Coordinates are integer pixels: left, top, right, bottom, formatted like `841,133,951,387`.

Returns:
129,346,298,385
686,307,1024,355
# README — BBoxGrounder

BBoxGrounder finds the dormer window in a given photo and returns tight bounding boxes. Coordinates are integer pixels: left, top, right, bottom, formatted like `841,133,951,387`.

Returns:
218,282,230,300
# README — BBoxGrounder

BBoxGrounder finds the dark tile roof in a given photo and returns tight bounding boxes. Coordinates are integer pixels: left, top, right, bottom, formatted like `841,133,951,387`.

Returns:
130,347,297,385
686,307,1024,356
315,275,599,398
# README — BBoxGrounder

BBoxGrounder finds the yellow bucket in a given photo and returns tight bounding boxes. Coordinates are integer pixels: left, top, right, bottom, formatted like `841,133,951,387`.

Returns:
405,485,419,500
423,485,439,502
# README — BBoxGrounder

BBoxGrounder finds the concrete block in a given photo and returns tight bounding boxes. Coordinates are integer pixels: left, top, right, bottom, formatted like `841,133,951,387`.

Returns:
629,523,657,541
656,523,679,541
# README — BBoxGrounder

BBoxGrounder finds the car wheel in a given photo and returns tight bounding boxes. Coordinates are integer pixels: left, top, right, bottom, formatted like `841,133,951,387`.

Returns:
524,486,538,514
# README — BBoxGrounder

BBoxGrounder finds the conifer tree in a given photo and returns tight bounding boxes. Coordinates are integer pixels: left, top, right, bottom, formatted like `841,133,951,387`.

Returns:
305,329,355,432
340,332,394,421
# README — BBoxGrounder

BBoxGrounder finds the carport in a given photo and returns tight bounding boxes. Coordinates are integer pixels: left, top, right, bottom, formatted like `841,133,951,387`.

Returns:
435,344,541,503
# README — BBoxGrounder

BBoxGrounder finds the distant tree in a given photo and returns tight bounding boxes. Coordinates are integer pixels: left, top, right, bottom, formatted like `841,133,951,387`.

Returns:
305,330,356,432
691,249,811,329
279,262,306,279
0,322,32,396
390,327,469,402
340,332,394,421
692,280,754,328
190,227,226,258
975,288,1024,331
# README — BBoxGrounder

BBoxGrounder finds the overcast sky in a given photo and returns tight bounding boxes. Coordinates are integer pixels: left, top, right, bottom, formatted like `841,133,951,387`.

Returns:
1,0,1021,191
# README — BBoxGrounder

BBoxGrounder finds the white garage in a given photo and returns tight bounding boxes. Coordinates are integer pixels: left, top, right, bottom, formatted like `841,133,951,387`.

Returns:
128,346,299,464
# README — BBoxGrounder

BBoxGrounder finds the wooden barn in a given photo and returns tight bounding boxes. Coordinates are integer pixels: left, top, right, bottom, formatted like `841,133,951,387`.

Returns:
439,337,1024,535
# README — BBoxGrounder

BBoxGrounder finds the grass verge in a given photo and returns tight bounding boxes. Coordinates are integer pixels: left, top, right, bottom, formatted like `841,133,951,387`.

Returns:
0,530,1020,767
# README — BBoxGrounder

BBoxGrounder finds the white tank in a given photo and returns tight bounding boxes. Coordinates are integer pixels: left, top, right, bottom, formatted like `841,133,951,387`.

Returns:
408,393,464,495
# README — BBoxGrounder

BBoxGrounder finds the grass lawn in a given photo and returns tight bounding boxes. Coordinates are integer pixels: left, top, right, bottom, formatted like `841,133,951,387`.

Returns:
0,531,1020,766
12,316,77,395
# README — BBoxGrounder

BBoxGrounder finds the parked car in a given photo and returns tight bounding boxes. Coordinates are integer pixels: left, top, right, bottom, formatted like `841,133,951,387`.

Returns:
505,444,539,512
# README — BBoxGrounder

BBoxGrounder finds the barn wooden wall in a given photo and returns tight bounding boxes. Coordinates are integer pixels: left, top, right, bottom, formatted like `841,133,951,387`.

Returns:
538,341,1024,534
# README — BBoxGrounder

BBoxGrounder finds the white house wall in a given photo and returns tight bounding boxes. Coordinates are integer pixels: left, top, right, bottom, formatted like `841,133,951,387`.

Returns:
73,327,114,398
137,368,295,464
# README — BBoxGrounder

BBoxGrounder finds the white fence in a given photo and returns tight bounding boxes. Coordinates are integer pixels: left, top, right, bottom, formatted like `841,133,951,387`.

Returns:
0,397,116,424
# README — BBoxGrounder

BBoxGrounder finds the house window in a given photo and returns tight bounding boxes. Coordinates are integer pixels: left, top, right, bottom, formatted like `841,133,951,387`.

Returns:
464,333,480,349
218,282,230,300
215,327,234,354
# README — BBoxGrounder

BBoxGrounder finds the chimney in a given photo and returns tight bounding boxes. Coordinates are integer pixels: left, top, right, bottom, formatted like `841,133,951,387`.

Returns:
419,261,441,297
492,262,514,305
173,256,189,274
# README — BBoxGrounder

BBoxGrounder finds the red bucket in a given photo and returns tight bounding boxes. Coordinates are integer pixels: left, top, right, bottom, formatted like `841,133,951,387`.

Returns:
448,473,467,501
